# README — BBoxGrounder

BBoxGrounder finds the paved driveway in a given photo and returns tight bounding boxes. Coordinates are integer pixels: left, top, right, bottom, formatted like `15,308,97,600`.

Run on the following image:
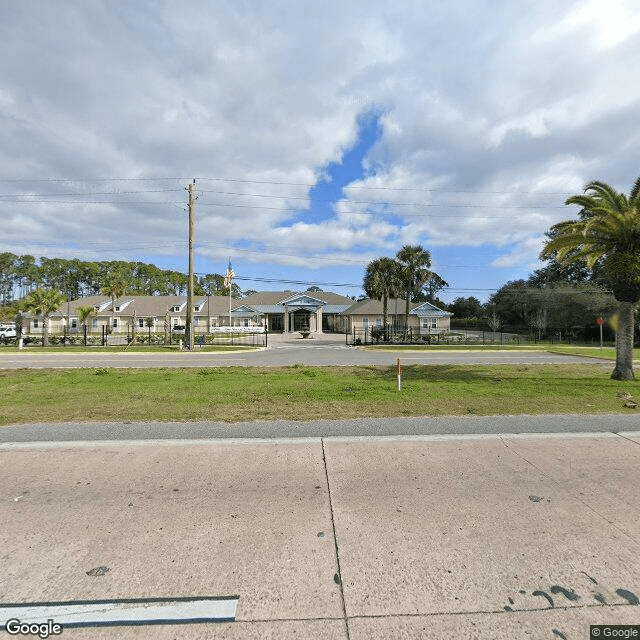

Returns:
0,332,611,368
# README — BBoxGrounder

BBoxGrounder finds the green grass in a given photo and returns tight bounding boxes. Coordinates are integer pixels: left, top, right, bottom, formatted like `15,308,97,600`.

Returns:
0,364,637,425
364,344,542,351
544,346,640,361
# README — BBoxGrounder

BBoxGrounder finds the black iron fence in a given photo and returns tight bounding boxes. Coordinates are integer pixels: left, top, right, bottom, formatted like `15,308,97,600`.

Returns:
348,325,619,347
11,326,268,348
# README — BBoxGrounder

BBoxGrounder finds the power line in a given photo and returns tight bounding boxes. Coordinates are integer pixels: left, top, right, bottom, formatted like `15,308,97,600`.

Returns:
195,176,575,196
197,189,565,208
0,190,182,197
0,175,576,195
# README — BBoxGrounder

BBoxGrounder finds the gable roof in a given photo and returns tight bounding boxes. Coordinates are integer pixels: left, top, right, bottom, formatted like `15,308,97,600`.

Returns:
241,290,354,307
342,298,452,317
411,301,453,317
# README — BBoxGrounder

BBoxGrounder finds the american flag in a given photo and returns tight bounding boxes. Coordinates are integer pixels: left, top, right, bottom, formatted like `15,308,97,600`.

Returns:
223,262,235,289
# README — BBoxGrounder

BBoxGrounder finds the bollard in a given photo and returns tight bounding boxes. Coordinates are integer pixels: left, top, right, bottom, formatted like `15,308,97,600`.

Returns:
18,337,23,350
179,339,183,350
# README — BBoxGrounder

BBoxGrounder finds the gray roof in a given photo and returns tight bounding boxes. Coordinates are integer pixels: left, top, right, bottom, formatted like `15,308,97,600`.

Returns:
342,298,451,317
52,295,238,317
51,292,357,318
242,290,354,307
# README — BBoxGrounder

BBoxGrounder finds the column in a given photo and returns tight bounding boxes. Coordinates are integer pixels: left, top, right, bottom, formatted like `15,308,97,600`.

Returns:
316,307,323,333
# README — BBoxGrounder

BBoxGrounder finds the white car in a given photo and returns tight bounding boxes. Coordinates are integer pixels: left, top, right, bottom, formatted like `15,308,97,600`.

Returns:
0,326,17,342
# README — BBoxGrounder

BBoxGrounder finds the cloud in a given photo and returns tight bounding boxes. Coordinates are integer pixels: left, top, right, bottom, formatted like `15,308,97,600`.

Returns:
0,0,639,292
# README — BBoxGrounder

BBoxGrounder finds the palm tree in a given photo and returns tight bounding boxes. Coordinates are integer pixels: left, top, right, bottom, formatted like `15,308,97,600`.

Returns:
76,305,94,329
101,273,129,333
363,257,402,337
395,245,433,332
21,289,66,346
541,177,640,380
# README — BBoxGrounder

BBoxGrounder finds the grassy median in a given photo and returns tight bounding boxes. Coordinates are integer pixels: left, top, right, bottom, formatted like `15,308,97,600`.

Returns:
0,364,637,424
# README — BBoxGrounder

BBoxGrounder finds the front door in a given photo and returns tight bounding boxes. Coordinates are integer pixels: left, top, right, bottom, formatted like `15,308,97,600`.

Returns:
292,309,311,331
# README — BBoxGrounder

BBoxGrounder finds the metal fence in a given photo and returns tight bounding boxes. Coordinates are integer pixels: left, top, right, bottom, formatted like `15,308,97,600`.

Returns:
12,326,268,348
348,326,618,347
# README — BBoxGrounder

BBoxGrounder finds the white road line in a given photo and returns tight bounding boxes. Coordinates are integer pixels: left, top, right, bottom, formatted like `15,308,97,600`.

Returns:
0,597,238,628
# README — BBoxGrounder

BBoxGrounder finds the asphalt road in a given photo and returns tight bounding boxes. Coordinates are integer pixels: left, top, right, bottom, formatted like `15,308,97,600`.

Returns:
0,341,612,369
2,414,640,443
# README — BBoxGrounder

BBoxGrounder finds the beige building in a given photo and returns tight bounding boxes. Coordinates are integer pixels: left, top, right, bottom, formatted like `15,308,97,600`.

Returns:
21,292,451,336
344,297,452,334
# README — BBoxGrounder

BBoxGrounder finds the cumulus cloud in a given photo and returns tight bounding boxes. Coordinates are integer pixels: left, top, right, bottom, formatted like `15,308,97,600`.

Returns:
1,0,638,297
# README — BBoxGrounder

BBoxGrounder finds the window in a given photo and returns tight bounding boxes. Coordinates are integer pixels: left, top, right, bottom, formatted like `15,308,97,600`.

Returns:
422,317,438,329
33,319,39,328
112,318,119,328
138,318,145,328
71,319,77,329
172,305,181,312
92,318,98,328
115,306,121,312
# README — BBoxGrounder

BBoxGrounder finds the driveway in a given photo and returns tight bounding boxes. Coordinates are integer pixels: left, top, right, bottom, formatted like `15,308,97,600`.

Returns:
0,332,612,368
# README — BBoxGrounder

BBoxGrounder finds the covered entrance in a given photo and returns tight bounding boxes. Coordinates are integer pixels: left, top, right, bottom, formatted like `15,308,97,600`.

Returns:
291,309,311,331
282,294,325,333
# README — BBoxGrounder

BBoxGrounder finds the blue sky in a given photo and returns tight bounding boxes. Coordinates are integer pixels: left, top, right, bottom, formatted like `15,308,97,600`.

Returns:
1,1,639,303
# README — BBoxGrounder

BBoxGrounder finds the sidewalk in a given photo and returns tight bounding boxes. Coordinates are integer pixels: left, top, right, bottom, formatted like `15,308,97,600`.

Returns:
1,432,639,638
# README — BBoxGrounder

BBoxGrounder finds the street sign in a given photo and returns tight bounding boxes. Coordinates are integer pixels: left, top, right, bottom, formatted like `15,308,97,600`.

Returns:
596,318,605,325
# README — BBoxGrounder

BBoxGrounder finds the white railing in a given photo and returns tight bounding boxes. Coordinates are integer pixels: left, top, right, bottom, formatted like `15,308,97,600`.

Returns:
210,326,265,334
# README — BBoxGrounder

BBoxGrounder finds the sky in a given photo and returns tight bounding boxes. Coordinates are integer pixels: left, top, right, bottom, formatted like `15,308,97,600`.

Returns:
1,1,640,303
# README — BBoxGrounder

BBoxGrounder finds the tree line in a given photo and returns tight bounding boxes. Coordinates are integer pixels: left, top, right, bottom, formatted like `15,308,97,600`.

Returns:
0,254,241,306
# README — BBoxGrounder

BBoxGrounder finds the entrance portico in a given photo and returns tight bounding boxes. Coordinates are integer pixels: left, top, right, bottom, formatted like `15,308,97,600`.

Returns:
282,294,324,334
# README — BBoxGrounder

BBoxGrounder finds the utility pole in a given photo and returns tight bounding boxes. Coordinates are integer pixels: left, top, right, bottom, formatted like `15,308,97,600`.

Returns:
186,179,196,350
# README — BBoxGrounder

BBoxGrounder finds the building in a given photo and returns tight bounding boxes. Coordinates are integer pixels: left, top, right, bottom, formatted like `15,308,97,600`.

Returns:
20,292,451,336
344,298,452,334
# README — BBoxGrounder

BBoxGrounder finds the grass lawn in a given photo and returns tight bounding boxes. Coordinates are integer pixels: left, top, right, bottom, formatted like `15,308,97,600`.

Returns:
543,346,640,361
364,344,544,351
0,364,637,425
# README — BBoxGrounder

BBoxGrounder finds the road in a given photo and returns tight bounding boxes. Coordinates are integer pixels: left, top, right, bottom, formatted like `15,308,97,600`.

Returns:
0,334,611,369
2,414,640,443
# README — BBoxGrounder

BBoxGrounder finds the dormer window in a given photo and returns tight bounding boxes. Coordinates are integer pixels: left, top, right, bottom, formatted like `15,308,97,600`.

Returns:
172,305,181,312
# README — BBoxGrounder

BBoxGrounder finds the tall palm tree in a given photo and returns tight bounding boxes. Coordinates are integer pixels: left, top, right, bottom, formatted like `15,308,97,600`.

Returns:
21,289,66,346
363,257,402,335
395,245,433,332
541,177,640,380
